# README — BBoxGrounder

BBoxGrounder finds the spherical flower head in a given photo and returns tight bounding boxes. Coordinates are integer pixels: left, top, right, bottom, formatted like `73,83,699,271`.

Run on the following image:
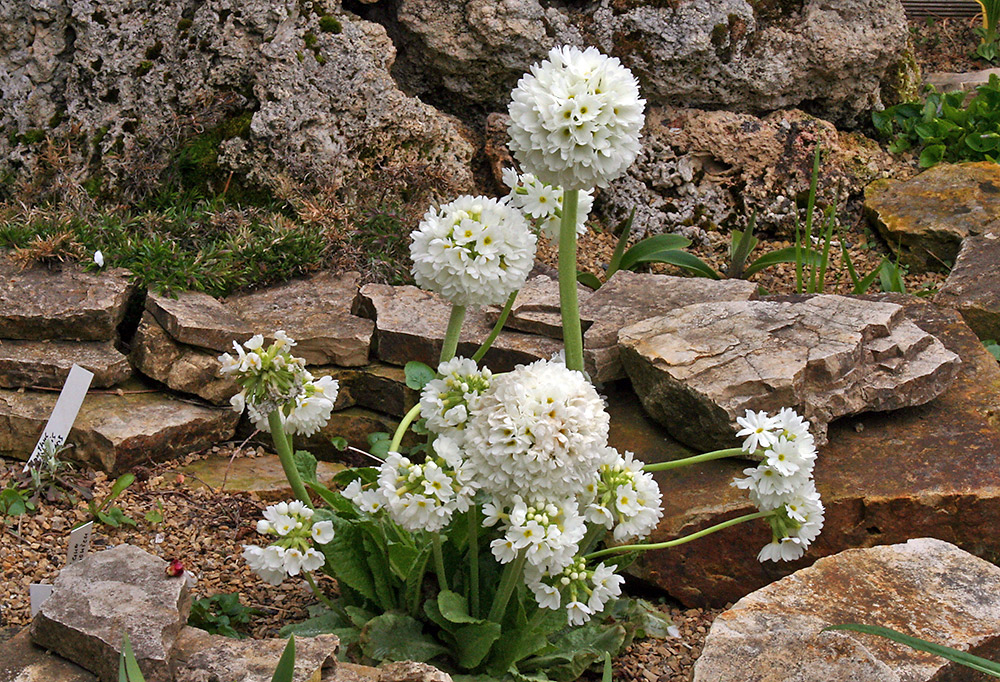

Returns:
463,358,610,503
507,45,645,190
420,357,492,444
410,195,537,307
502,168,595,239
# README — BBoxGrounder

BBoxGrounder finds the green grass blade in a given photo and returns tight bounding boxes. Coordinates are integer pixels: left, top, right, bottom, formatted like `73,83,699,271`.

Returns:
605,208,635,279
744,247,820,278
852,259,884,294
728,213,759,278
804,145,822,291
271,636,296,682
618,233,692,272
838,225,861,289
650,250,721,279
816,207,836,293
121,633,145,682
824,624,1000,677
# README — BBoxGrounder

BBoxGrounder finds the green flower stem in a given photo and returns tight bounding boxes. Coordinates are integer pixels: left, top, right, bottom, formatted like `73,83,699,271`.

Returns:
472,290,518,363
584,511,772,561
468,506,481,618
440,304,467,365
558,189,584,372
432,532,449,591
488,552,527,624
268,410,311,507
642,448,745,472
304,572,337,611
388,403,422,454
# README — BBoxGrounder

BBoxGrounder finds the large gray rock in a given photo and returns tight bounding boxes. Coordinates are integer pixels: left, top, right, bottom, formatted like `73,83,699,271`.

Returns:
227,272,374,367
619,295,961,449
0,380,239,473
0,0,474,201
580,271,757,383
354,284,562,372
0,264,135,342
31,545,191,682
0,629,98,682
694,538,1000,682
145,291,252,354
0,339,130,389
129,312,238,405
390,0,910,126
935,233,1000,341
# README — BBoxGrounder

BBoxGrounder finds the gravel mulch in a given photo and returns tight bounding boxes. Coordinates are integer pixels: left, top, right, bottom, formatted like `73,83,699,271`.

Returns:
910,15,986,75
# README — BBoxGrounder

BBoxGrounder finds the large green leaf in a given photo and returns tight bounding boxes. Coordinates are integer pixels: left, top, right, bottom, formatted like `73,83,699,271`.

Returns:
743,247,821,278
363,533,398,610
270,636,296,682
648,250,720,279
522,622,627,682
919,144,946,167
293,450,317,484
119,633,146,682
307,482,356,516
453,622,503,670
575,271,603,290
487,608,565,676
617,234,692,272
319,517,376,603
360,613,448,663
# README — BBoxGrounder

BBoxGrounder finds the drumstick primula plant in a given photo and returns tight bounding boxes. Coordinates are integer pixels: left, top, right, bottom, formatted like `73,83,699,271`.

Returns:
221,45,826,680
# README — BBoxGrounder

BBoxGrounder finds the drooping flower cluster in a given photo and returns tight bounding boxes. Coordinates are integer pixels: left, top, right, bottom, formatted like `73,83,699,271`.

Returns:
485,496,586,574
409,195,537,307
507,45,645,190
526,558,624,626
502,168,594,240
243,501,334,585
584,448,663,542
419,357,492,445
221,332,339,437
731,408,824,562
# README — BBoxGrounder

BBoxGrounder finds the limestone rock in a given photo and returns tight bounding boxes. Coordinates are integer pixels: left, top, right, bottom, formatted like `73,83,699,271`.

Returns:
390,0,909,127
693,539,1000,682
627,297,1000,607
320,364,417,418
30,545,191,682
227,272,373,367
129,313,237,405
354,284,562,372
0,629,98,682
865,162,1000,272
0,339,130,389
378,662,452,682
619,295,961,449
0,380,240,474
486,275,592,339
934,233,1000,341
175,453,344,501
0,264,135,342
580,272,757,383
146,292,252,354
0,1,474,201
170,626,337,682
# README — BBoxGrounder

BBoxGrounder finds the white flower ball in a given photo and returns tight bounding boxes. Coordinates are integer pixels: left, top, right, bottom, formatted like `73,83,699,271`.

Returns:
463,358,610,503
410,195,538,307
507,45,645,190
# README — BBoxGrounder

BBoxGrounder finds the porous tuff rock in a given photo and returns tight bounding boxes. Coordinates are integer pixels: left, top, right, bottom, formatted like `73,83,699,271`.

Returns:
619,295,961,449
175,453,344,502
391,0,910,126
693,539,1000,682
145,292,252,354
226,272,373,367
865,162,1000,272
0,0,474,199
0,339,130,389
0,264,134,342
580,271,758,383
353,284,563,372
129,312,238,405
170,626,337,682
0,629,98,682
934,233,1000,341
487,275,593,339
0,380,239,474
627,297,1000,607
30,545,191,682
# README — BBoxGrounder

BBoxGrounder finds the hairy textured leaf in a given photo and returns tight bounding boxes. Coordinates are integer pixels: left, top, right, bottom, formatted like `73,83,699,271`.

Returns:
360,613,448,662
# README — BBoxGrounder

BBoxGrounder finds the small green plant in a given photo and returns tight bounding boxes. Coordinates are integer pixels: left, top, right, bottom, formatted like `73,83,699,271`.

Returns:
985,339,1000,361
0,484,35,519
86,473,137,528
16,439,94,507
974,0,1000,61
873,75,1000,168
188,593,261,639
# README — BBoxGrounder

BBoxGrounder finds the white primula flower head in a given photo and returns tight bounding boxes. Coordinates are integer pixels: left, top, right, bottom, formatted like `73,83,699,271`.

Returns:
242,500,332,585
502,168,595,239
371,446,476,533
420,357,492,446
218,332,314,419
585,448,663,543
463,358,610,504
491,496,586,574
410,195,537,307
507,45,645,190
525,556,622,625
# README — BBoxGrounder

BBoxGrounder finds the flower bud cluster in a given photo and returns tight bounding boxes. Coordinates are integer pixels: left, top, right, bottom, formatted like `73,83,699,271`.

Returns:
501,168,594,240
583,448,663,542
242,500,335,586
526,557,624,626
485,496,586,574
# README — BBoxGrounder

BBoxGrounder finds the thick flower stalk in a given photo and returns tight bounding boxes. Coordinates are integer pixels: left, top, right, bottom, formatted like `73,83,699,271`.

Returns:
502,168,594,240
507,45,645,191
584,448,663,542
419,357,492,446
243,500,334,586
410,195,537,308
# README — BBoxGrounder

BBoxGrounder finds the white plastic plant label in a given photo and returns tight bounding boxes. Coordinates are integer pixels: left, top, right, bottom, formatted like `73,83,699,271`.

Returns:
24,364,94,471
29,583,53,617
67,521,94,565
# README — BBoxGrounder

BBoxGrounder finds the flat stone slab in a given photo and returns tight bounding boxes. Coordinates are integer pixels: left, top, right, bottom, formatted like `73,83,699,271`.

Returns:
354,284,562,372
626,296,1000,607
146,291,252,353
0,339,131,389
0,628,98,682
176,453,344,501
935,232,1000,341
320,363,417,418
227,272,373,366
0,380,240,474
694,538,1000,682
865,161,1000,272
31,545,191,682
580,271,758,383
486,275,593,339
130,312,238,405
0,263,135,341
619,294,961,450
171,626,337,682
